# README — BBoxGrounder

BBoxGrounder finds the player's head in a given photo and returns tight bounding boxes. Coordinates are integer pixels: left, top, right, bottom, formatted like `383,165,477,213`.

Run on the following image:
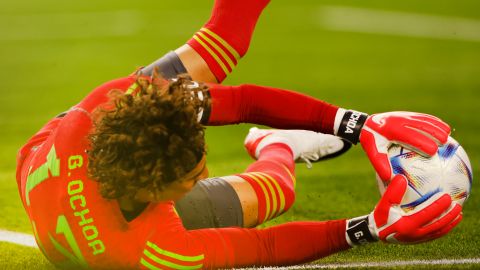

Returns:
88,73,209,202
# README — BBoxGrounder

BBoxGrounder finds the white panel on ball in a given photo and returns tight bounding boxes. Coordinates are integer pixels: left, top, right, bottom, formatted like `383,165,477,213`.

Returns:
376,136,472,212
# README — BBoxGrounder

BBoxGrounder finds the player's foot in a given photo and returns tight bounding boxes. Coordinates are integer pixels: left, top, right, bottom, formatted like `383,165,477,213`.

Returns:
244,127,351,167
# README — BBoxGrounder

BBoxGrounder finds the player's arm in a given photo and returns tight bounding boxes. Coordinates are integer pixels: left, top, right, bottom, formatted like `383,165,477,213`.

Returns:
141,0,270,83
142,219,350,269
141,175,461,269
199,83,450,181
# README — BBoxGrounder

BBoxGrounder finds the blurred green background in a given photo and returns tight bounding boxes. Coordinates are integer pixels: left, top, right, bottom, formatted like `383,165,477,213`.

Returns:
0,0,479,268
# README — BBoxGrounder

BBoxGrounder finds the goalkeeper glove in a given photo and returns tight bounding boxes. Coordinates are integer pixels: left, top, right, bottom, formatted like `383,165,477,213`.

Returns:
345,175,462,245
334,110,451,181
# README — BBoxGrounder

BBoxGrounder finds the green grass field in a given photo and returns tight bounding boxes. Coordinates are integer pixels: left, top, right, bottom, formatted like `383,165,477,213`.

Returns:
1,0,479,268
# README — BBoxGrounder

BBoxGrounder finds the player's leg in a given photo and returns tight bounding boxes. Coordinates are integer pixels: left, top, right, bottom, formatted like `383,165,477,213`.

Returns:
233,141,296,227
175,142,293,229
175,128,350,229
141,0,271,83
236,128,350,226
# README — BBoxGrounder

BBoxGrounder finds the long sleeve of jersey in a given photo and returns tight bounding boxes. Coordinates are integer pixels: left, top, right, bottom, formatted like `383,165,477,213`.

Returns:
205,84,339,135
141,219,350,269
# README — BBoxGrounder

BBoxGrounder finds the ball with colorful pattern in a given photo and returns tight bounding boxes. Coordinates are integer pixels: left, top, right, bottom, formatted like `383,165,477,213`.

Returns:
376,136,472,212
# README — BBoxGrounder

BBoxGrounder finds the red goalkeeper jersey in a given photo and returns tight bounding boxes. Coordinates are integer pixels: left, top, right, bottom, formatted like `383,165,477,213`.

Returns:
16,76,349,269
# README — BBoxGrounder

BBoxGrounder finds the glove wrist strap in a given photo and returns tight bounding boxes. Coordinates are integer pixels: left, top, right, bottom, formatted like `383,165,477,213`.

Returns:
335,109,368,144
346,215,377,246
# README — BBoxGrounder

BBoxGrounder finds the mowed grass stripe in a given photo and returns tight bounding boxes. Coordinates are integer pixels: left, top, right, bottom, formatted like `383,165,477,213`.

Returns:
318,6,480,42
0,10,143,41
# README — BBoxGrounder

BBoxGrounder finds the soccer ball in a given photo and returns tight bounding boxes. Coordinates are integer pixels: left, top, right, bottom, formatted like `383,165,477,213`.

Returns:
376,136,473,212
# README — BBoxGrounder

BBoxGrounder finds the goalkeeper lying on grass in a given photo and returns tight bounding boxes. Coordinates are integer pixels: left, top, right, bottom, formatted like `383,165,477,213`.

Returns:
16,0,462,268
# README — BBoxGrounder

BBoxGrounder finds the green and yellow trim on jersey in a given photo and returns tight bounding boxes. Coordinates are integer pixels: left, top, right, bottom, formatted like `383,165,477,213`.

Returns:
140,241,204,270
125,82,139,95
25,145,60,206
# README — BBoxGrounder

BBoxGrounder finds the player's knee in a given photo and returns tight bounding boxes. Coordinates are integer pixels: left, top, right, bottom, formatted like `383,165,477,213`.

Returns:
175,178,244,229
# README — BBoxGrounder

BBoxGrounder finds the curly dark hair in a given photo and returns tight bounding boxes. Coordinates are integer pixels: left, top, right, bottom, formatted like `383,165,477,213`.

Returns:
88,74,209,200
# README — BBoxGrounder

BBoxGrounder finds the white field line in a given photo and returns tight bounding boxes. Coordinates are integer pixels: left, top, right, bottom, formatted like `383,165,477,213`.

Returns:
0,229,37,248
0,10,143,41
317,6,480,42
240,258,480,269
1,229,479,268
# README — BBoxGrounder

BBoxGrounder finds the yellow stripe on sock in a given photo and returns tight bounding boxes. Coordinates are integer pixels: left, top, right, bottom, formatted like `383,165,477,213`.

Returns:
201,28,241,60
196,32,235,71
251,172,279,221
256,172,286,216
282,165,297,188
245,173,271,222
193,35,230,76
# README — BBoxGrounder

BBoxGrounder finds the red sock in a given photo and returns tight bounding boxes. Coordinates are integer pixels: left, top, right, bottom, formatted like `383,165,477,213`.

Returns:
207,84,339,134
238,143,296,224
187,0,270,82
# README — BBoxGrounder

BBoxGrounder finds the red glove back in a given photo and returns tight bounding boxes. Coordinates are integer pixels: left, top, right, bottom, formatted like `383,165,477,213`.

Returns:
371,175,462,244
361,112,451,181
